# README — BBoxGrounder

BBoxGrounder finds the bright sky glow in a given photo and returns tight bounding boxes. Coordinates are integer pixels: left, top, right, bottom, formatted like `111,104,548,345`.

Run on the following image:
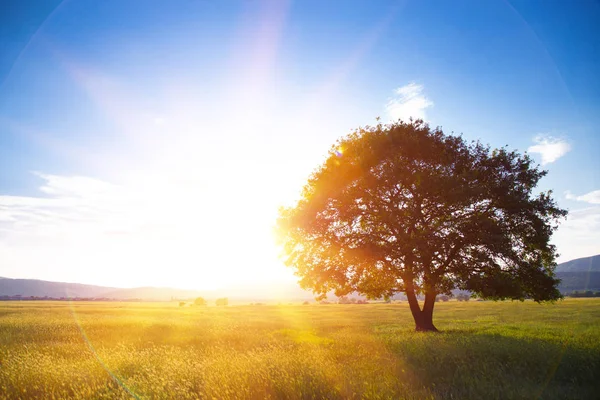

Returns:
1,0,599,290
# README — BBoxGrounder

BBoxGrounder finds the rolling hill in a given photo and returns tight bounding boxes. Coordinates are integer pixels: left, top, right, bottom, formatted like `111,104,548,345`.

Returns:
0,277,207,300
0,277,315,301
555,254,600,273
555,254,600,293
2,254,598,299
0,277,117,298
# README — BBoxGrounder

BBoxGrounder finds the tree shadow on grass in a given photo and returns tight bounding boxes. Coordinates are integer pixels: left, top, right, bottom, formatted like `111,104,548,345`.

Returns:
383,330,600,400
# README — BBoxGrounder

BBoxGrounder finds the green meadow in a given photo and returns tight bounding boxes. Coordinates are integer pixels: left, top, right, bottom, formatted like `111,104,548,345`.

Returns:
1,299,599,399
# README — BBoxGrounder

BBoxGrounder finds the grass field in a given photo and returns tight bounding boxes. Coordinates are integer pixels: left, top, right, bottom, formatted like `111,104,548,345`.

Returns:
0,299,599,399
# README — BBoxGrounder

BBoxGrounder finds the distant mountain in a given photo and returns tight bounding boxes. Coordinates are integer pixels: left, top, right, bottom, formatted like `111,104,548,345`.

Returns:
101,286,207,300
555,254,600,293
0,277,118,298
0,277,207,300
0,277,315,301
4,254,598,300
218,282,315,302
555,254,600,273
556,272,600,293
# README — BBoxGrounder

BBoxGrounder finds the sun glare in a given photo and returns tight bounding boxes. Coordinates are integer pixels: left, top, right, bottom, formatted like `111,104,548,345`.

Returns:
40,62,309,291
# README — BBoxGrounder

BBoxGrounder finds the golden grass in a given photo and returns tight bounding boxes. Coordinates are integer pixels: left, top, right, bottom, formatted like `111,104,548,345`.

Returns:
1,299,599,399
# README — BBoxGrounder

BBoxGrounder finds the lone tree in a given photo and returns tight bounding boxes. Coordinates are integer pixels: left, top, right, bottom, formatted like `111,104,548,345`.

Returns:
277,120,566,332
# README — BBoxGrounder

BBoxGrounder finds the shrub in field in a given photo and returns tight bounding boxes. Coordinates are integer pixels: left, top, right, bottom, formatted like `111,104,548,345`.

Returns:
456,293,471,302
215,297,228,306
338,296,358,304
194,297,207,306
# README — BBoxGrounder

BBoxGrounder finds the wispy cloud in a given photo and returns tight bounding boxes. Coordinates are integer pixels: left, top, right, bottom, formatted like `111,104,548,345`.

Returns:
554,190,600,261
385,83,433,122
565,189,600,204
0,172,285,288
0,173,228,242
527,135,571,165
553,206,600,262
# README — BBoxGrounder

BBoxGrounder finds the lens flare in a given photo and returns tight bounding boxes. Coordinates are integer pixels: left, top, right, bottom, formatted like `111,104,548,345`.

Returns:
68,300,141,399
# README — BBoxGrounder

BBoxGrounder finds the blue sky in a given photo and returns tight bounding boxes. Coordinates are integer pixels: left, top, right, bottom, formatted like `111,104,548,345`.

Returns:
1,0,599,289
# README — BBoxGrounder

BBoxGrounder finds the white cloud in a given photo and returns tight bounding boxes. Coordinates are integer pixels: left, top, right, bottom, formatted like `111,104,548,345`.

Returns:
385,83,433,121
565,189,600,204
2,173,597,284
35,173,116,197
0,172,291,289
527,135,571,165
552,206,600,262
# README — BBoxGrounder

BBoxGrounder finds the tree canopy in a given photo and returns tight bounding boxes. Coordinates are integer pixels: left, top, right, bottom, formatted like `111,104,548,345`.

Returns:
277,120,567,331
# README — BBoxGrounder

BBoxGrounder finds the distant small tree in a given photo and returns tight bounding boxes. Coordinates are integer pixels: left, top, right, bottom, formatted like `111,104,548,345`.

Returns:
303,300,310,305
438,295,450,302
216,297,228,306
194,297,207,306
179,301,186,307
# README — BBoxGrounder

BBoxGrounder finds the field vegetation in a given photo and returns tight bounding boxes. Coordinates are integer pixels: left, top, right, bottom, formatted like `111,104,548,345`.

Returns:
1,299,599,399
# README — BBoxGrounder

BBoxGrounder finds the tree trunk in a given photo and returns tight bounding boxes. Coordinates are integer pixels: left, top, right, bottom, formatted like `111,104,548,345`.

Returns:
418,291,439,332
405,286,439,332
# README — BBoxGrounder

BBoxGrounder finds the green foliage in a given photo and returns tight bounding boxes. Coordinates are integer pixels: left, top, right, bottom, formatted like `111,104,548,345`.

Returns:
194,297,207,306
0,300,599,399
277,120,566,330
